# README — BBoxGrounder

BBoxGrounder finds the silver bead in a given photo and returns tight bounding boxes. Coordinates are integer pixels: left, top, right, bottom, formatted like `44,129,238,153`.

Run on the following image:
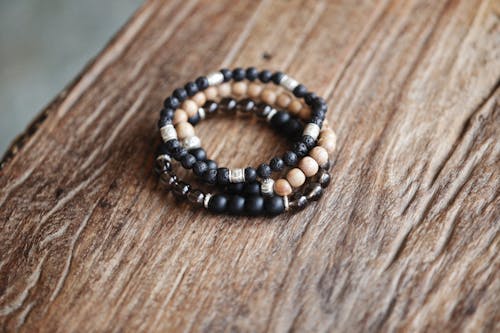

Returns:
280,74,299,92
229,168,245,183
207,72,224,86
266,108,278,122
160,124,177,142
156,154,171,164
182,136,201,150
204,193,212,209
303,123,320,140
261,178,275,196
198,107,206,120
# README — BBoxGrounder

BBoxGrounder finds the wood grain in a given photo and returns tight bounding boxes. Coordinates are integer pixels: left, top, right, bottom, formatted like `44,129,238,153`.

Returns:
1,0,499,332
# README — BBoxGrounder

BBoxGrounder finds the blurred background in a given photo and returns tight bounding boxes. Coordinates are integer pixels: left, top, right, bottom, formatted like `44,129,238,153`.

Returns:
0,0,142,155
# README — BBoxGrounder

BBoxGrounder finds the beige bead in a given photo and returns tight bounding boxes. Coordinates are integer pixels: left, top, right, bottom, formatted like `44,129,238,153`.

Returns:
299,156,319,177
173,109,188,125
277,93,292,108
287,168,306,188
288,100,302,115
232,82,248,96
218,83,231,97
204,86,218,100
176,122,195,139
261,88,277,105
182,100,198,117
247,83,263,99
309,146,329,167
192,92,206,106
274,179,292,196
299,106,311,120
319,129,337,153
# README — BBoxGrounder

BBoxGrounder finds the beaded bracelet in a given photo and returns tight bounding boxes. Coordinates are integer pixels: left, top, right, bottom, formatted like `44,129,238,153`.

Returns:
158,68,329,182
155,68,336,216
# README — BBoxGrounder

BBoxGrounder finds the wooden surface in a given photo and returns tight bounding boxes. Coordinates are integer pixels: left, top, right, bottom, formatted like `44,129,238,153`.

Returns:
1,0,499,332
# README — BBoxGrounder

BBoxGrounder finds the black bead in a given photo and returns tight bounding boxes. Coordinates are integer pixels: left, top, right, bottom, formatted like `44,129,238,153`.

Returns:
228,195,246,215
254,103,273,118
188,112,200,125
245,195,264,216
244,182,261,196
264,196,285,216
172,146,187,160
236,98,255,113
259,70,272,83
187,190,204,206
293,194,308,211
270,157,284,171
244,167,257,182
312,96,327,110
165,139,180,153
195,76,209,90
220,97,237,113
217,168,230,185
304,92,317,106
189,148,206,161
232,67,246,81
283,151,298,166
284,118,303,139
310,117,323,126
293,84,307,98
270,111,291,130
306,183,323,201
206,159,218,170
271,71,284,84
193,161,208,176
203,100,218,115
292,142,308,158
160,108,175,120
163,96,179,109
185,82,199,96
173,88,188,102
246,67,259,81
318,169,331,187
203,168,217,184
158,117,171,128
257,163,271,178
302,135,316,149
173,181,190,197
227,182,244,194
157,142,170,155
220,68,232,82
181,154,197,169
208,194,228,213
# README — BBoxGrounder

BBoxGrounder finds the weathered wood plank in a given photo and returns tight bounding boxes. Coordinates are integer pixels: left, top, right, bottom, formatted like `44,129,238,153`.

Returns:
0,0,499,332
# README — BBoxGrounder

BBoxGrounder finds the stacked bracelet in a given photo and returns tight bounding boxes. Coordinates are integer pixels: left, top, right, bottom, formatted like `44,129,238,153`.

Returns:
155,67,336,216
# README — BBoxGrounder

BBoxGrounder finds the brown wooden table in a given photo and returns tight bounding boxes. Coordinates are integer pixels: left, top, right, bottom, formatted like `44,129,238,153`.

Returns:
1,0,499,332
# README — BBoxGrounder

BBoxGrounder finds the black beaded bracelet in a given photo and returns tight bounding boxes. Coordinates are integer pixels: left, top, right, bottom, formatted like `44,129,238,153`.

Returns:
158,68,327,184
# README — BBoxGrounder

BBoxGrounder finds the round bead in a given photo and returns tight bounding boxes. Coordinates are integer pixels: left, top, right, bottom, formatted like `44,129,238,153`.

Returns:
173,109,188,125
189,147,206,161
220,68,232,82
244,182,261,195
246,67,259,81
255,103,273,118
182,100,198,117
187,190,204,206
217,168,230,185
203,101,218,115
227,182,244,194
236,98,255,113
172,181,190,197
277,93,292,108
181,154,197,169
220,97,237,113
208,194,228,213
228,195,245,215
245,195,264,216
306,183,323,201
264,196,285,215
299,156,319,177
283,151,298,166
192,92,206,106
309,146,329,167
173,88,188,102
204,86,218,100
299,106,311,120
188,112,200,125
319,131,337,153
271,72,284,84
218,83,231,97
270,111,290,130
244,167,257,182
292,142,308,158
195,76,209,90
193,161,208,176
270,157,284,171
259,70,272,83
257,163,272,178
247,83,263,99
176,122,195,139
293,84,307,98
318,169,331,187
163,96,180,109
287,168,306,188
233,67,246,81
203,169,217,184
232,82,248,96
261,89,277,105
274,179,292,196
206,159,218,170
185,82,198,96
288,100,302,115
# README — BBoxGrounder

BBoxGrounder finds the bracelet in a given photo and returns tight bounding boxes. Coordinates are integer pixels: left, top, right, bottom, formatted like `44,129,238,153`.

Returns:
155,68,336,216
